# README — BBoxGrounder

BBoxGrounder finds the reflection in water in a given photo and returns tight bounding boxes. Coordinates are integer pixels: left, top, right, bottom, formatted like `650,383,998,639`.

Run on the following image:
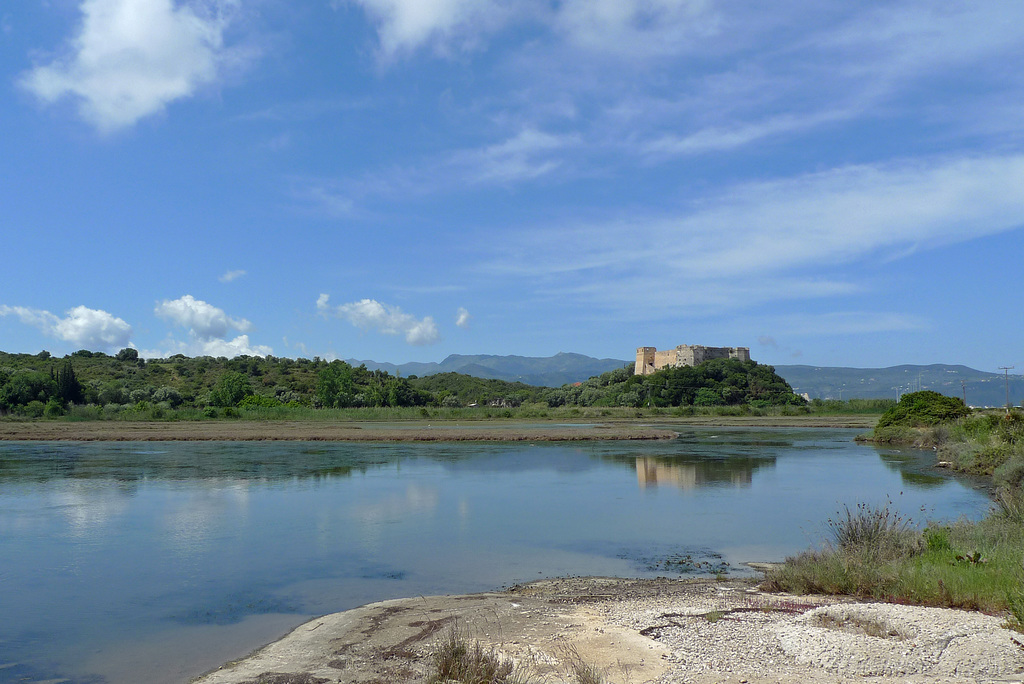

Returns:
635,456,771,489
0,428,994,684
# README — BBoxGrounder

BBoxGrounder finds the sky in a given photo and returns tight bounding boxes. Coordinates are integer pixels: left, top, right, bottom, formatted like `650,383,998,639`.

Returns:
2,1,1023,371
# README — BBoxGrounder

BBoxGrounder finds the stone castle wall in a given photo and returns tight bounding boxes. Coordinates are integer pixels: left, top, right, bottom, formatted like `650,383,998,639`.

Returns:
634,344,751,375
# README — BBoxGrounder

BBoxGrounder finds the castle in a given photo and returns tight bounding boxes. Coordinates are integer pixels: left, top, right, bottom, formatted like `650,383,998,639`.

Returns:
634,344,750,376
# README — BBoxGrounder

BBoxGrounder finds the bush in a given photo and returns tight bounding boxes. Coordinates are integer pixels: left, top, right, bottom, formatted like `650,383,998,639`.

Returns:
826,501,919,561
876,390,970,429
44,398,65,417
23,400,45,418
994,457,1024,488
427,626,517,684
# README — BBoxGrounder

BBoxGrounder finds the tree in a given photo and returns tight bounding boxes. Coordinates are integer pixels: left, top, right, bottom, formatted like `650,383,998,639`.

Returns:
209,372,253,407
316,361,355,408
116,348,139,362
55,360,84,406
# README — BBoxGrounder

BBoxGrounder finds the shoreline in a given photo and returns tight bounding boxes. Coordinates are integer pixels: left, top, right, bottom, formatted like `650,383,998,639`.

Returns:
0,415,876,441
192,576,1023,684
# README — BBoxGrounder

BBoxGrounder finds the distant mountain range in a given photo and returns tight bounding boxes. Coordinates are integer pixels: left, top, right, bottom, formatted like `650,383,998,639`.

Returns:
348,353,1024,407
345,352,633,388
774,364,1024,407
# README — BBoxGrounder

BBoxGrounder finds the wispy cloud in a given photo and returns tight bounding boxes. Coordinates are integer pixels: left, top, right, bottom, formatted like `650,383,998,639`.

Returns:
0,304,132,350
219,269,247,283
318,294,440,345
455,307,471,329
296,127,578,213
345,0,518,59
20,0,246,132
483,153,1024,315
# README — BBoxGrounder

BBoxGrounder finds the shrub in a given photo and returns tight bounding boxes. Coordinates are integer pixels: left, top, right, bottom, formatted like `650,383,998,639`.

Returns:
826,501,919,561
22,400,45,418
427,626,516,684
876,390,970,429
44,398,65,417
994,457,1024,488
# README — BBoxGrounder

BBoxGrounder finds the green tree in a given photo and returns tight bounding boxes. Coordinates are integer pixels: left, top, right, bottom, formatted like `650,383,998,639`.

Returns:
55,359,84,405
316,361,355,408
209,371,253,407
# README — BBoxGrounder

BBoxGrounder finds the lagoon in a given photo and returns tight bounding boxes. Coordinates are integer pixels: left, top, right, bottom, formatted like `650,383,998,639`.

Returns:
0,427,990,684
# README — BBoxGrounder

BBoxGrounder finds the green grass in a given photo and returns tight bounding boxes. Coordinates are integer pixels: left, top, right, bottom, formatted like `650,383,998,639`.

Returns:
5,401,883,424
764,500,1024,619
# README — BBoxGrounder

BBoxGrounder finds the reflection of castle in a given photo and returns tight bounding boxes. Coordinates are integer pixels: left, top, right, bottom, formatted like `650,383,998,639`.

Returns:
635,344,750,376
635,457,754,490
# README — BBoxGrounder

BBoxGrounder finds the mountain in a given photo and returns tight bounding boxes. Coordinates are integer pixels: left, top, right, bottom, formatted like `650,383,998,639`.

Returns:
345,352,632,387
774,364,1024,408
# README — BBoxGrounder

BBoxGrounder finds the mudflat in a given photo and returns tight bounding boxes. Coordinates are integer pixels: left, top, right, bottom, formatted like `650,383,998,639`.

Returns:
0,415,875,441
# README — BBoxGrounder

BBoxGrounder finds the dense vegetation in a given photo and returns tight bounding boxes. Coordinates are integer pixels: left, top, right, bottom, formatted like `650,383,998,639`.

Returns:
0,350,807,419
868,390,1024,486
875,390,971,428
544,358,806,409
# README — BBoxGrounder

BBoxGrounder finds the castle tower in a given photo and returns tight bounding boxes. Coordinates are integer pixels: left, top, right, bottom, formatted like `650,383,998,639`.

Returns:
635,347,656,375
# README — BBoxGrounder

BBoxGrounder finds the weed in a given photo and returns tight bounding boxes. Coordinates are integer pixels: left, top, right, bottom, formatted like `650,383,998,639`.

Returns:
995,487,1024,525
826,500,919,561
704,610,724,623
561,645,606,684
427,625,521,684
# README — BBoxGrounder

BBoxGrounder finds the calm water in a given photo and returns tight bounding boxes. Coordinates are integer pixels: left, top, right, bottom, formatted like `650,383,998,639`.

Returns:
0,427,990,684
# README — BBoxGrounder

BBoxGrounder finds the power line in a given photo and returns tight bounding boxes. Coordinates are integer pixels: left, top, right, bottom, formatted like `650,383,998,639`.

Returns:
999,366,1015,416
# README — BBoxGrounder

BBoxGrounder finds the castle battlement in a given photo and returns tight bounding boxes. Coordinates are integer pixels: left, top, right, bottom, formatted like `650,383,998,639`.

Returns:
634,344,750,375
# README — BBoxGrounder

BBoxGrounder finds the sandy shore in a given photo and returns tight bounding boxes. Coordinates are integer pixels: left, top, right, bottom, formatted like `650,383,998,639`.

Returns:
0,415,875,441
193,576,1024,684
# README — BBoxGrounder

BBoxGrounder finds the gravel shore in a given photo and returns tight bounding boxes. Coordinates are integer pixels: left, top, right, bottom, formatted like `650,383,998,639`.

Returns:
193,577,1024,684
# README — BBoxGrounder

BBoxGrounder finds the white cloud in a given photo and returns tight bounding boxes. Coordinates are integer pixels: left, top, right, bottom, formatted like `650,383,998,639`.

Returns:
155,295,251,340
347,0,515,58
483,153,1024,315
219,269,247,283
641,110,853,158
20,0,243,132
0,304,132,350
448,128,579,182
142,334,273,359
554,0,722,58
318,294,440,345
455,307,471,329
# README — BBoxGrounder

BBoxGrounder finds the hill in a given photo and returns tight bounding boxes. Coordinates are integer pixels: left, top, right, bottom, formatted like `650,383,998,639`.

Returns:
346,352,631,387
774,364,1024,408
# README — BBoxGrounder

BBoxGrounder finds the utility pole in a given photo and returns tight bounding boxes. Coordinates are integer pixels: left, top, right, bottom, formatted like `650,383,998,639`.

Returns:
999,366,1015,416
961,378,966,405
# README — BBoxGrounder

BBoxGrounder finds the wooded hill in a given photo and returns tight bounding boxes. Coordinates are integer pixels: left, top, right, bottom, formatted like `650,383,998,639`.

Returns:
0,349,803,416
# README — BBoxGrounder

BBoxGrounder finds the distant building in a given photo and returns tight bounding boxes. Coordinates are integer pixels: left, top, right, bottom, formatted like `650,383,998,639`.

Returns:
634,344,751,376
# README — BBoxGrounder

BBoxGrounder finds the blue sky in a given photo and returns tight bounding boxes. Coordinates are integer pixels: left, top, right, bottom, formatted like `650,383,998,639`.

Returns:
2,1,1023,371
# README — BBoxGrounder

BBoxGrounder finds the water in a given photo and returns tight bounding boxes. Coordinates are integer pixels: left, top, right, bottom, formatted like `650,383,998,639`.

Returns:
0,427,990,683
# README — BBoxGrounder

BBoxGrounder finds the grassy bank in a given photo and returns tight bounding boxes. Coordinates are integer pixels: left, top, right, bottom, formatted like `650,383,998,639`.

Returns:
0,400,883,425
764,494,1024,626
771,394,1024,623
867,409,1024,489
